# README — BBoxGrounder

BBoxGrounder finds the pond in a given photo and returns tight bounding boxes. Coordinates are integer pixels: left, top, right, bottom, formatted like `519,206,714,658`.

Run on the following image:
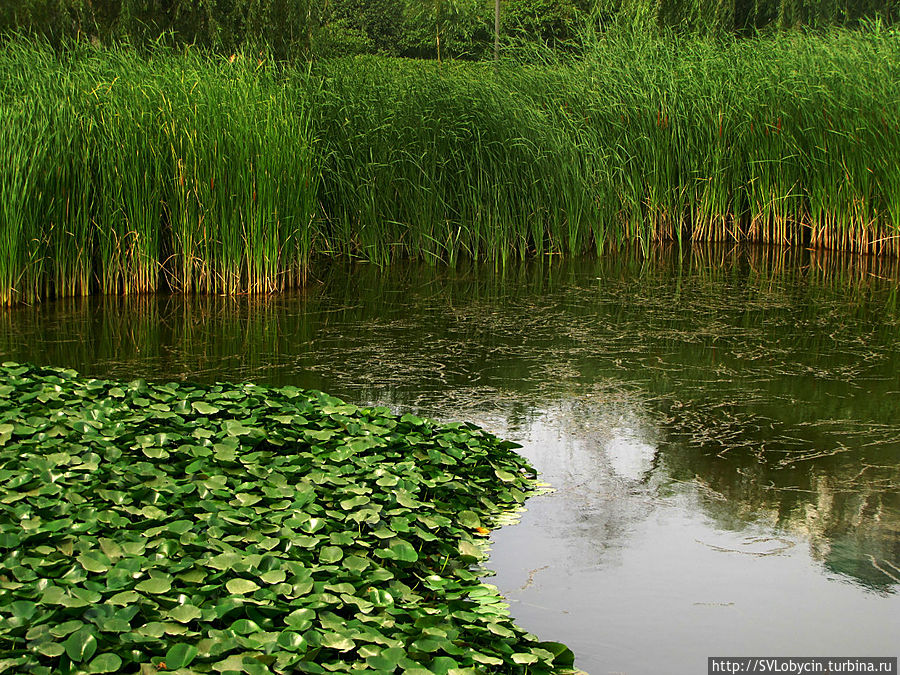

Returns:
1,245,898,674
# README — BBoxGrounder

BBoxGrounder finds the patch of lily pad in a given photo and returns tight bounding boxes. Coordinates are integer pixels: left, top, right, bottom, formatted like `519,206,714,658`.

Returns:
0,362,574,674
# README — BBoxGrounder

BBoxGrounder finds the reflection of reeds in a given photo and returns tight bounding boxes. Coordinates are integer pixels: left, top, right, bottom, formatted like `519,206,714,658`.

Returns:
2,29,899,303
651,242,900,297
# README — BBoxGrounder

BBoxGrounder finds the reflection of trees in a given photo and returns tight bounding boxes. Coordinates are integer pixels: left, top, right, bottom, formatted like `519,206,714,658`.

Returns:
804,473,900,590
657,422,900,592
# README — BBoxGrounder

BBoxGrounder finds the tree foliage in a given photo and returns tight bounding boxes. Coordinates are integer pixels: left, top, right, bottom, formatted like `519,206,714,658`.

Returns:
597,0,900,34
502,0,589,48
1,0,898,59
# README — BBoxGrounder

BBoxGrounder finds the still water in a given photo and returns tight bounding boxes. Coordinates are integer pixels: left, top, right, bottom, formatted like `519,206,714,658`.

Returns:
1,246,898,674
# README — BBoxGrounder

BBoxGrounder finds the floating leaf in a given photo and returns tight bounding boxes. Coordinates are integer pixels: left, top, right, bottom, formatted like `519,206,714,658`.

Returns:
35,642,65,657
77,551,111,573
494,469,516,482
319,546,343,564
168,604,202,623
192,402,220,415
472,652,504,666
9,600,36,620
457,540,481,560
285,608,315,630
389,539,418,563
225,578,260,595
208,552,242,570
0,363,560,673
537,640,576,666
88,653,122,673
457,510,481,529
63,627,98,663
321,633,355,651
165,643,199,670
276,631,307,651
342,555,369,574
367,588,394,607
486,622,515,638
107,590,140,605
212,654,245,672
135,576,171,594
230,619,262,635
259,569,286,584
366,647,405,671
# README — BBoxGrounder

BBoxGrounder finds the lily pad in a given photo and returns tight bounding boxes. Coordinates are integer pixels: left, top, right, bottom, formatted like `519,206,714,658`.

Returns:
63,627,98,663
165,643,199,669
0,363,565,674
226,578,260,595
87,653,122,673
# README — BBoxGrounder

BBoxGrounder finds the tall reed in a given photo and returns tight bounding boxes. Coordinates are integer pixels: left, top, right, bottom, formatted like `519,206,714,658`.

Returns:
0,42,319,303
0,27,898,304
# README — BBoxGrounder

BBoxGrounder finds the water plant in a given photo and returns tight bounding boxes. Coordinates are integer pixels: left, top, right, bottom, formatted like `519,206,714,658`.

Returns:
0,42,320,304
1,26,898,304
0,362,575,673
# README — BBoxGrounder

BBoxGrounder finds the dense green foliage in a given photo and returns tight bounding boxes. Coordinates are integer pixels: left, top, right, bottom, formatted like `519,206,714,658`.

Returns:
0,41,319,301
0,361,574,673
2,28,898,303
2,0,898,60
599,0,899,34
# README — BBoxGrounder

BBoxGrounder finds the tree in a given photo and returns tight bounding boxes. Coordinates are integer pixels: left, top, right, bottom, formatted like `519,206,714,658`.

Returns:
502,0,588,47
406,0,486,63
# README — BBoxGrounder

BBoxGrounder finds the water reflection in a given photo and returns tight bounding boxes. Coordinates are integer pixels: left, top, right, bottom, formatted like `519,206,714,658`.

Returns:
1,246,898,671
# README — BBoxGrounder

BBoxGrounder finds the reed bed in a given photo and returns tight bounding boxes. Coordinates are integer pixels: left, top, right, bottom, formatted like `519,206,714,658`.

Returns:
1,28,898,303
0,42,319,304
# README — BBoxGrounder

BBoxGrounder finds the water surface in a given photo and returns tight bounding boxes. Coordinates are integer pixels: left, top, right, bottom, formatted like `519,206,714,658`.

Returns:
1,246,898,674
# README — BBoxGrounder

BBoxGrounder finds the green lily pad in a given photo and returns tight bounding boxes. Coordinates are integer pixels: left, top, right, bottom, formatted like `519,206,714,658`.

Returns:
35,641,65,657
88,653,123,673
319,546,343,564
77,551,111,573
63,626,98,663
165,643,199,669
457,510,481,529
388,539,418,562
135,576,171,594
276,630,307,651
107,590,140,605
321,632,355,651
0,363,563,673
168,604,202,623
192,401,221,415
225,578,260,594
366,647,405,671
9,600,37,620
